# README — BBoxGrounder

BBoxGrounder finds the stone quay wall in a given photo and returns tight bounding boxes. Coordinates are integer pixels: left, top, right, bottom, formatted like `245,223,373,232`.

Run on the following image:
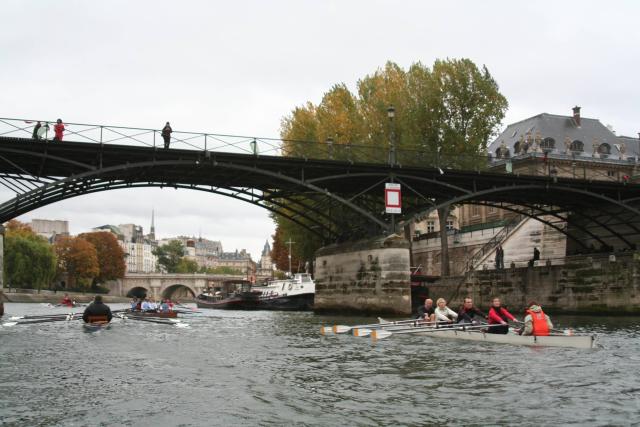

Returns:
428,253,640,315
314,235,411,315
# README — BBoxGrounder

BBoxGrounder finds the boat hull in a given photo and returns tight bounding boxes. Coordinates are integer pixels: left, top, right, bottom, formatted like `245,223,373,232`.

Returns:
412,329,595,349
125,310,178,319
196,296,259,310
377,318,595,349
258,293,314,311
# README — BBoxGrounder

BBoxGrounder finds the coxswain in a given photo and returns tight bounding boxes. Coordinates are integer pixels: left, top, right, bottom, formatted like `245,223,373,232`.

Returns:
521,301,553,336
487,297,517,334
82,295,113,324
416,298,435,322
60,293,73,307
434,298,458,325
456,297,486,324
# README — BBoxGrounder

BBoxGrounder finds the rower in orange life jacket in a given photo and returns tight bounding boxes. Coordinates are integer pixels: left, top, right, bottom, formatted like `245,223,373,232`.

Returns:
521,302,553,336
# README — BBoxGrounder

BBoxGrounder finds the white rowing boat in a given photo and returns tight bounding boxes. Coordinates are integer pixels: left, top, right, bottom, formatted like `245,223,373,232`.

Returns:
377,318,596,349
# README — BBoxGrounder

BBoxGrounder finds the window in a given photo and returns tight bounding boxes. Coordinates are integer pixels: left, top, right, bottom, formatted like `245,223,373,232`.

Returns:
598,143,611,155
487,205,497,214
514,141,521,154
427,221,435,233
471,205,480,217
570,140,584,153
446,220,454,231
607,170,615,177
541,137,555,151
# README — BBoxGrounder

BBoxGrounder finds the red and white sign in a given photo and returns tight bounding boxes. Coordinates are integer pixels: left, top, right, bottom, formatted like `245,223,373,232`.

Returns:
385,183,401,214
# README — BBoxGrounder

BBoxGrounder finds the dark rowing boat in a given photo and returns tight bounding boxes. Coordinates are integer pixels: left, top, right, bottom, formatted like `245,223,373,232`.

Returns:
125,310,178,319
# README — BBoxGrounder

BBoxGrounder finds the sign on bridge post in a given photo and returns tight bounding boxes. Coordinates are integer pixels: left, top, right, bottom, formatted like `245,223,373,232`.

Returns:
385,183,401,233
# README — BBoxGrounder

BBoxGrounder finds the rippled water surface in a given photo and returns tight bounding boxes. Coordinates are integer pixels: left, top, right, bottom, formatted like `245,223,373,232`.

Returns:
1,303,640,426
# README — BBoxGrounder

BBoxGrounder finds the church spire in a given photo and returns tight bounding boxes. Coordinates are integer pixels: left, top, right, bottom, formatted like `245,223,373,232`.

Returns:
149,209,156,240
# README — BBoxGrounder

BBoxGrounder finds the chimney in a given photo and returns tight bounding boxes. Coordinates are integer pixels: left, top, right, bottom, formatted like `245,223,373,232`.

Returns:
572,106,581,127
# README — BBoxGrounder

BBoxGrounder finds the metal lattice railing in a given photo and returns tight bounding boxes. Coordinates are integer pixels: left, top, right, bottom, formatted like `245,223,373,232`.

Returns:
0,117,490,170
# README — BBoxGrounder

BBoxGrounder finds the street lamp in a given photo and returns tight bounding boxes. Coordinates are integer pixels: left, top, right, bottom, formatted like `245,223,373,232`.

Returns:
326,137,334,160
387,106,396,166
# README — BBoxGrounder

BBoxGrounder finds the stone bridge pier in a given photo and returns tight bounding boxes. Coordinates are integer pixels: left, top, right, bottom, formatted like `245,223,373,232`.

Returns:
313,235,412,315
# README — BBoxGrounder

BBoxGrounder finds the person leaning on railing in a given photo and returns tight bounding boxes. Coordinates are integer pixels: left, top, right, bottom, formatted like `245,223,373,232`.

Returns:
162,122,172,149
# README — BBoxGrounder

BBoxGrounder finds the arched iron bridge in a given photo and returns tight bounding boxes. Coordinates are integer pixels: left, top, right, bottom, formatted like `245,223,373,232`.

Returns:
1,117,639,248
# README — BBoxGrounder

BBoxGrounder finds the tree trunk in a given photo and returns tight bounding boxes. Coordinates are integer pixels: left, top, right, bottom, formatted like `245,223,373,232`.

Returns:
437,205,451,277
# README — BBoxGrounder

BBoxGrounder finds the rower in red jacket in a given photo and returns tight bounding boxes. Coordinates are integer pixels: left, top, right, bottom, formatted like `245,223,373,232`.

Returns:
60,293,73,307
487,297,518,334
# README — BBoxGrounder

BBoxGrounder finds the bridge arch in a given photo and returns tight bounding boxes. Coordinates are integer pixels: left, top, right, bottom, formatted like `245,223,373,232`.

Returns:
161,284,196,300
126,286,148,299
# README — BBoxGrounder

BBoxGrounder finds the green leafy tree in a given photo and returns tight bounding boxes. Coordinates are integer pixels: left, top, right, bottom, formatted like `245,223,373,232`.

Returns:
152,240,186,273
175,258,199,273
4,231,57,291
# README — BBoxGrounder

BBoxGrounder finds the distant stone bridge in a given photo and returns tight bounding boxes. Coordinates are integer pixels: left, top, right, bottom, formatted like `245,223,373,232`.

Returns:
108,273,247,300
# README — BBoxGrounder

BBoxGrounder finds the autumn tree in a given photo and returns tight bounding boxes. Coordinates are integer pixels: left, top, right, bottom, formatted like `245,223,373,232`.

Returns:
4,220,56,291
79,231,126,284
278,59,508,274
271,225,306,273
153,240,186,273
54,235,99,289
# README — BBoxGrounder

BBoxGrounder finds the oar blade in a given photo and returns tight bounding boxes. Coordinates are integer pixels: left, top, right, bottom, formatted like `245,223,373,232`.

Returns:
333,325,351,334
1,322,18,327
320,326,334,335
174,322,190,328
352,328,371,337
371,329,393,340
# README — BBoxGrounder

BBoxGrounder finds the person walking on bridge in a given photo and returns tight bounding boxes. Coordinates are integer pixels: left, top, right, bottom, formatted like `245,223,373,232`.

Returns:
82,295,113,324
161,122,172,149
53,119,65,142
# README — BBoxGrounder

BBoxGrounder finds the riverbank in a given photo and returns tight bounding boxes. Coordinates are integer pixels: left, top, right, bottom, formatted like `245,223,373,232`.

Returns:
0,289,130,304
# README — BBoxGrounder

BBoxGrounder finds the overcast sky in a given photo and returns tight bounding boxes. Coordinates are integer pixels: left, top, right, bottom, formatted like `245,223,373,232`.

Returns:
1,0,639,259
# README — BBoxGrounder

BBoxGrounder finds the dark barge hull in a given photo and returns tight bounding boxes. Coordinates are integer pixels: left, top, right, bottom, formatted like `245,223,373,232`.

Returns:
258,293,314,311
196,295,259,310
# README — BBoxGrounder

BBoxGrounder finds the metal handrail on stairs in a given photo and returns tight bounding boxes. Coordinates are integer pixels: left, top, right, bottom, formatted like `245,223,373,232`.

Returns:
462,214,525,273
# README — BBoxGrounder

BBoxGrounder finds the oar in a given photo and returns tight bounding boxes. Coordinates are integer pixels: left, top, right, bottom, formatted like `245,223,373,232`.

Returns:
352,321,481,338
323,318,427,335
3,315,82,326
371,323,506,340
118,314,189,328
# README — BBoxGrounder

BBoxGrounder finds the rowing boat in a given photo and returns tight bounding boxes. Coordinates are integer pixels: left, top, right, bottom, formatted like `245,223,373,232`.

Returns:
377,318,596,349
124,310,178,319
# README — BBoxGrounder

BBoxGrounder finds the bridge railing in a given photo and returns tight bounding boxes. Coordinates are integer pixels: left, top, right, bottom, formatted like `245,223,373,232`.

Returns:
0,117,490,170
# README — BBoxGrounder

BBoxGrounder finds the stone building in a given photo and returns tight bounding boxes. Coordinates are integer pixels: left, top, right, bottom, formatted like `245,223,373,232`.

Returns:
257,240,273,278
92,224,157,273
412,106,640,276
29,219,69,242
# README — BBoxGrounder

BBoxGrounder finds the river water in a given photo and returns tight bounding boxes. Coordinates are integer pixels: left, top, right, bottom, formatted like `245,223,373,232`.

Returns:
1,303,639,426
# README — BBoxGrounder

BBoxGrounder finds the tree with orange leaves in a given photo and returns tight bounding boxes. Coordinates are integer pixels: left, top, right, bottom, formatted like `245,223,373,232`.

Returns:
54,235,99,289
79,231,126,285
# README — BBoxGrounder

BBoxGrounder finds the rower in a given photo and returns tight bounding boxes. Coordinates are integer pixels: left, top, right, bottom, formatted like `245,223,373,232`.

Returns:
434,298,458,325
416,298,435,322
141,298,151,312
130,297,139,311
60,293,73,307
456,297,486,325
159,299,170,313
82,295,113,324
520,301,553,336
487,297,517,334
